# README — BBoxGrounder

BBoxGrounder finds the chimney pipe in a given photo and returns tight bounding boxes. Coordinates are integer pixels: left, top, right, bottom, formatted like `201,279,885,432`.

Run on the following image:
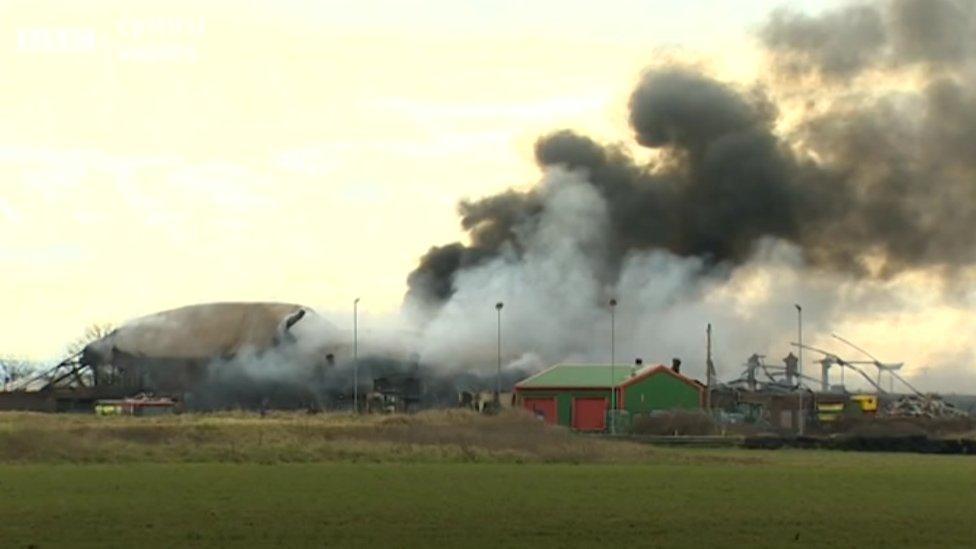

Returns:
783,352,798,386
671,358,682,374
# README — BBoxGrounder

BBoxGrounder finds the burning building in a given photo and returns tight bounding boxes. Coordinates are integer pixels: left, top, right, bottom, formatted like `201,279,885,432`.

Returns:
0,302,344,412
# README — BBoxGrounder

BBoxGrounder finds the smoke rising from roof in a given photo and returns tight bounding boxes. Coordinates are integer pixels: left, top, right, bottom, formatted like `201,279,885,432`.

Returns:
402,0,976,392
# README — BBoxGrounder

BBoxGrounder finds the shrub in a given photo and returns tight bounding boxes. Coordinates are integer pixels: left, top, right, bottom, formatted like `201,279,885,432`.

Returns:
631,410,717,436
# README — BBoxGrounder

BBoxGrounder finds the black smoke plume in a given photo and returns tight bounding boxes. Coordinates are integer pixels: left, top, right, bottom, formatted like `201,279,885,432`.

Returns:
406,0,976,309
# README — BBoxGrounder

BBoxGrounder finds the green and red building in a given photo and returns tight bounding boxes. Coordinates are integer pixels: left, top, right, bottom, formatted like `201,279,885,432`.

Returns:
514,363,704,431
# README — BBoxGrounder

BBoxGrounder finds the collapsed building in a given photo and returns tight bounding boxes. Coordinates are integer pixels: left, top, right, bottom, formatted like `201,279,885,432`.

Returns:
706,347,972,433
0,302,527,413
0,302,344,412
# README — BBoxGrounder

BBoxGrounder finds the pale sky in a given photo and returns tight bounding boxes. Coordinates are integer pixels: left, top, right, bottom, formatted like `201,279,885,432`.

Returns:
2,0,843,360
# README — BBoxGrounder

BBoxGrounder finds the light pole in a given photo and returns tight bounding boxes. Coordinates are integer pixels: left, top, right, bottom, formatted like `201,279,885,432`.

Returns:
795,303,804,435
353,297,360,413
495,302,503,403
609,298,617,434
706,323,714,412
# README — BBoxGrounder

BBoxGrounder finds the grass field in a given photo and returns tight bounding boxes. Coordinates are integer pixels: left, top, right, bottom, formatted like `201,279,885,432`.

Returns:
1,411,974,547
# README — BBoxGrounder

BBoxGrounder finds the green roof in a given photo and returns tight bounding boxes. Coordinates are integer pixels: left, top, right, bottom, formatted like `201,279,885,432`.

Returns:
517,364,645,389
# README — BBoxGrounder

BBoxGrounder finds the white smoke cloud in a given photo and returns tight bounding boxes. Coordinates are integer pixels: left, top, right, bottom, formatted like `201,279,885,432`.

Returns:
410,168,610,370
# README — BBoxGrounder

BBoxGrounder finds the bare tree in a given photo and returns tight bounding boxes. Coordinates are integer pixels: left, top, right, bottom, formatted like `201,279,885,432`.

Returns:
0,356,42,390
65,323,114,357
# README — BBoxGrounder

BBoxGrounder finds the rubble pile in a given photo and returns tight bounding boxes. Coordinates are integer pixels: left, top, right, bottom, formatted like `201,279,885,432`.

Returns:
887,395,968,419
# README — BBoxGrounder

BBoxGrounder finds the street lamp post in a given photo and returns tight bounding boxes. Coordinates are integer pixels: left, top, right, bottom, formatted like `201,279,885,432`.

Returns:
495,302,503,403
354,297,360,413
795,303,804,435
609,298,617,434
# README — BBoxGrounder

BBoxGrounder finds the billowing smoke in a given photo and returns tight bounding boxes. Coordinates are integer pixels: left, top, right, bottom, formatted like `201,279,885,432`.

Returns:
762,0,976,277
761,0,976,78
190,310,348,409
404,0,976,392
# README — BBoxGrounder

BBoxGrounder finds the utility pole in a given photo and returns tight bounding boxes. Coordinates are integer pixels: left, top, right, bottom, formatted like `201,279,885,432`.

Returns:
353,297,360,414
495,302,503,404
609,298,617,435
706,323,714,412
795,304,804,436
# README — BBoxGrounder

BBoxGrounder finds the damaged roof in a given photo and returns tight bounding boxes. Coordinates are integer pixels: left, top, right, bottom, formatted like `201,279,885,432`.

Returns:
83,302,320,363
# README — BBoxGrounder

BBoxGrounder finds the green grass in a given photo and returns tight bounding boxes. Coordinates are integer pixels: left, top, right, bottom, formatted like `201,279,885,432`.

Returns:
0,412,974,547
1,456,974,548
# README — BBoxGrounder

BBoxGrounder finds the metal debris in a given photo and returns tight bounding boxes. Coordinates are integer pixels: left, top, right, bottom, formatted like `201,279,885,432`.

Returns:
886,394,968,418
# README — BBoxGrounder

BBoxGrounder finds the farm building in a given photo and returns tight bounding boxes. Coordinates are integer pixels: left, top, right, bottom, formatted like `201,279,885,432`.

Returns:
514,362,704,431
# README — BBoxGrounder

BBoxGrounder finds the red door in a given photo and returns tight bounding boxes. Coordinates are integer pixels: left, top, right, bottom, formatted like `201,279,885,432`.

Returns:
523,397,557,424
572,397,607,431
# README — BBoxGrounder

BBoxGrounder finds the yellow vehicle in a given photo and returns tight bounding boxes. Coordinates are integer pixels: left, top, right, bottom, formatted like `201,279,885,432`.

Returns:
816,394,879,423
851,394,878,414
816,402,845,423
94,402,123,415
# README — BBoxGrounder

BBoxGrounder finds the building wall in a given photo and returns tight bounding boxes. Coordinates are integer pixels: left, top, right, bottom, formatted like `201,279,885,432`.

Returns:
622,373,701,414
0,391,56,412
517,388,614,426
